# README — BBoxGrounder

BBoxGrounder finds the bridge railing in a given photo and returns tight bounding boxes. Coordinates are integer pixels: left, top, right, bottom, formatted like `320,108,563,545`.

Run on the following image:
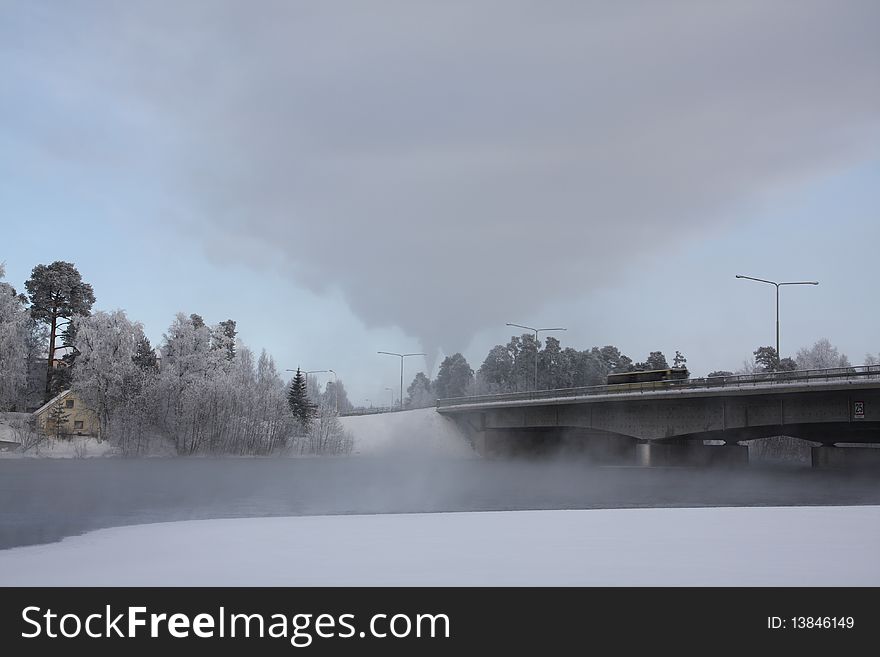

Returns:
436,365,880,408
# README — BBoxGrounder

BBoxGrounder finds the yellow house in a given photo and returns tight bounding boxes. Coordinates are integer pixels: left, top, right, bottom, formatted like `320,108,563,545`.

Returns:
32,389,100,439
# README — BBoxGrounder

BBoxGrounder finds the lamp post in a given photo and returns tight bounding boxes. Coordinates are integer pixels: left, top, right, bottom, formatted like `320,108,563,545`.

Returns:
378,351,426,410
735,275,818,359
506,323,566,391
328,369,337,413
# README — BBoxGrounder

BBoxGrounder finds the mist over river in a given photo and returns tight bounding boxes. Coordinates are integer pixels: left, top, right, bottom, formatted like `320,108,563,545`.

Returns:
3,457,880,550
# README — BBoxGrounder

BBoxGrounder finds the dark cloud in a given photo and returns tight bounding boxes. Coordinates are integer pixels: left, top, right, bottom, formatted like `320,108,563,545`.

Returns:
4,1,879,354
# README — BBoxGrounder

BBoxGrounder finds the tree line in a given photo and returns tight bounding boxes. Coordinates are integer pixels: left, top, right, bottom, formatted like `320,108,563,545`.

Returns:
404,338,690,407
0,261,351,456
404,336,859,407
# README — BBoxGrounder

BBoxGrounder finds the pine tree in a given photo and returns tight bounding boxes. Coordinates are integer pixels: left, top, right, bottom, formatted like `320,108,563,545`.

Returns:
754,346,780,372
644,351,669,371
673,350,687,368
25,261,95,399
434,353,474,399
132,335,158,371
214,319,237,360
287,367,315,431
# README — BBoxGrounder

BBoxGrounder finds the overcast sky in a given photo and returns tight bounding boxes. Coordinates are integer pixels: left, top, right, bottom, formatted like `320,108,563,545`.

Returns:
2,1,879,403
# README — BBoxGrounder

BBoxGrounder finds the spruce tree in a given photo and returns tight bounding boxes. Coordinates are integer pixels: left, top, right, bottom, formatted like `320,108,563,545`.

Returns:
47,399,70,439
287,367,315,431
132,336,158,371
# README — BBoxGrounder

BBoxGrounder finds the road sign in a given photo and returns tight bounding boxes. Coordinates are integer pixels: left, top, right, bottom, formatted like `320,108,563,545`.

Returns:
853,401,865,420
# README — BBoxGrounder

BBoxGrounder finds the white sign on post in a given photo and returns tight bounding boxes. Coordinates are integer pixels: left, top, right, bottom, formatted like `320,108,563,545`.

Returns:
853,401,865,420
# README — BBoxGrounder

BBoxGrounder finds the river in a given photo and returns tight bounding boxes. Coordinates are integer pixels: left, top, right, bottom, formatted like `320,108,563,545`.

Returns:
2,457,879,549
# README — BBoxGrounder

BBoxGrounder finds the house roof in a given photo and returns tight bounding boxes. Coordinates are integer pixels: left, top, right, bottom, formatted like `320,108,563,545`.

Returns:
32,389,73,417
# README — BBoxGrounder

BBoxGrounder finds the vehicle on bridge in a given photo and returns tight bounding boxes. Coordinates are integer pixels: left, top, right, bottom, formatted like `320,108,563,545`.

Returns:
606,367,689,388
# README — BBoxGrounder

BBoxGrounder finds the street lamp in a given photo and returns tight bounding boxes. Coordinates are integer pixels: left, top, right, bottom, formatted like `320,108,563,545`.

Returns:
506,323,566,391
378,351,426,410
735,275,818,359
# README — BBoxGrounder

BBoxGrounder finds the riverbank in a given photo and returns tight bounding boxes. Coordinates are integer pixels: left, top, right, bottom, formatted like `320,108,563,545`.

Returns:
0,407,474,458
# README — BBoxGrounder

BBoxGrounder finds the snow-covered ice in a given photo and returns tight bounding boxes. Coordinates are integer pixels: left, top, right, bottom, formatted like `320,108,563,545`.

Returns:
1,506,877,586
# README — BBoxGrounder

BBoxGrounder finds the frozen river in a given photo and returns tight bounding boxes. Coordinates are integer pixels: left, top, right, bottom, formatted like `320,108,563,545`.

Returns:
2,457,880,550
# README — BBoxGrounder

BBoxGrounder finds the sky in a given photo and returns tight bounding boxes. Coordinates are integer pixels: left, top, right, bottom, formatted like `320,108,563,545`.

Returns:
1,1,878,404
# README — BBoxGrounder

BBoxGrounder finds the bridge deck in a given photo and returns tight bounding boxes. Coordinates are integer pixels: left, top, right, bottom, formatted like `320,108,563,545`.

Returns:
437,366,880,413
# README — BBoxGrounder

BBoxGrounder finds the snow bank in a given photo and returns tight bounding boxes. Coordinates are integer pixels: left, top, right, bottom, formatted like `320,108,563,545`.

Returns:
340,407,474,457
1,506,878,586
0,412,29,444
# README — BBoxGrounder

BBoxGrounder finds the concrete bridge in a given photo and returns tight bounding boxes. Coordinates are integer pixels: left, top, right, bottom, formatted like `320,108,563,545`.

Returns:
436,366,880,467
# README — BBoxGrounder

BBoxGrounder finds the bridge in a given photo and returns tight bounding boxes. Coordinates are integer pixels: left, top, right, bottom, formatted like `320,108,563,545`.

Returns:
436,366,880,467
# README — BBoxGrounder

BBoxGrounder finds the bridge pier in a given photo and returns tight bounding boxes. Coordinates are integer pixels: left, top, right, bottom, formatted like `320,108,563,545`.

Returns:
811,445,880,470
636,441,749,467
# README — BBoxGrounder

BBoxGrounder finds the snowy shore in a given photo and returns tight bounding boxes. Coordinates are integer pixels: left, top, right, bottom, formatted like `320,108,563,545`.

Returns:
1,506,877,586
0,407,473,458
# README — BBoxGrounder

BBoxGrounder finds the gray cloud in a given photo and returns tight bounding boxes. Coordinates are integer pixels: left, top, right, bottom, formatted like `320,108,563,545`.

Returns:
5,1,879,354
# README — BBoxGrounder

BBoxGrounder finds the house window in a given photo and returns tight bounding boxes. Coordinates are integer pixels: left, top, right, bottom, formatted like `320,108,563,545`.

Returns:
74,421,84,429
65,399,74,408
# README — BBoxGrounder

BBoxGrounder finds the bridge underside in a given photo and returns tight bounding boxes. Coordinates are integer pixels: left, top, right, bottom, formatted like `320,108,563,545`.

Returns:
459,423,880,468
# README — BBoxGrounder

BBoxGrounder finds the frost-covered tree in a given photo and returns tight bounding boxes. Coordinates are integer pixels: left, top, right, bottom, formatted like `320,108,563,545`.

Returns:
212,319,237,361
406,372,435,408
434,353,474,399
163,312,223,377
478,344,515,392
512,334,538,391
0,264,31,410
737,356,759,375
303,405,353,455
778,357,798,372
795,338,850,370
322,379,352,414
647,351,669,370
127,314,294,456
151,313,226,453
478,340,625,393
637,351,669,371
71,310,145,440
25,261,95,398
673,350,687,368
538,336,564,390
598,345,634,374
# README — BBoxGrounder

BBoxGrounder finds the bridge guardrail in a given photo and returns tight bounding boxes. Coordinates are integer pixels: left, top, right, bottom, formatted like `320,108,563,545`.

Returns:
436,365,880,408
